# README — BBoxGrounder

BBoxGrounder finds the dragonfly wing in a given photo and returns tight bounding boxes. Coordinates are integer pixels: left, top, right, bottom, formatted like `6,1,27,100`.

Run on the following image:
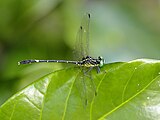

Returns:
74,13,91,60
81,13,90,57
75,68,96,106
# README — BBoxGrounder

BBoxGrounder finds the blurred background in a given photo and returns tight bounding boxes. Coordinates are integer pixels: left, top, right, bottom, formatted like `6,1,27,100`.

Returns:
0,0,160,105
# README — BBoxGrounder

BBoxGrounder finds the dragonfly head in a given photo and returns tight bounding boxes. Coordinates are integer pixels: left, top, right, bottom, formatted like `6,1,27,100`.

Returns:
98,56,105,67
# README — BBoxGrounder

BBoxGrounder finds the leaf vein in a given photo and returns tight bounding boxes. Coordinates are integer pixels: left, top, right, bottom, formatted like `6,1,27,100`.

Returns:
62,71,80,120
98,75,160,120
39,76,52,120
25,96,40,111
10,102,16,120
90,63,126,120
121,63,143,102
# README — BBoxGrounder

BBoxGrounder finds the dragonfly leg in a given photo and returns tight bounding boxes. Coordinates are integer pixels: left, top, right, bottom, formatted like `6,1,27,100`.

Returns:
96,66,101,73
83,66,94,76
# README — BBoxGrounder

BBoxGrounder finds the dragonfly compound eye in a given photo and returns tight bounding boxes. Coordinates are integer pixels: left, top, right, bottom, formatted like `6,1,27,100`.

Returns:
98,56,104,67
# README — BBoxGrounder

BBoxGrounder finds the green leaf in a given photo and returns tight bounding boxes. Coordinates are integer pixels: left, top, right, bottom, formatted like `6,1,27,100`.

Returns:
0,59,160,120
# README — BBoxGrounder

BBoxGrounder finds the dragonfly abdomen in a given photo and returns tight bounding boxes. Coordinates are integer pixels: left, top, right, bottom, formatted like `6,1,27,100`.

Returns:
18,59,78,65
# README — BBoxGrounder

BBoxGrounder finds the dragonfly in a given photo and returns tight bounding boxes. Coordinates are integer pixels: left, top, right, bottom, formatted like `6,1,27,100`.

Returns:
18,13,105,105
18,14,104,73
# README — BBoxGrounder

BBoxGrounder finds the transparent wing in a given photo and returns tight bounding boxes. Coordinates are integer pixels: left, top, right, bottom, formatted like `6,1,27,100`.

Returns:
75,68,96,106
81,13,90,57
74,13,91,60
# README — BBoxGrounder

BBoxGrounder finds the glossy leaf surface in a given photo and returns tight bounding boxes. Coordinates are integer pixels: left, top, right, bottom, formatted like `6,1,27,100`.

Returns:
0,59,160,120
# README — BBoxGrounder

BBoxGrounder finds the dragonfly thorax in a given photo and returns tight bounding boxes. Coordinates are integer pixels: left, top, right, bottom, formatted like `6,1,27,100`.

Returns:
77,56,104,67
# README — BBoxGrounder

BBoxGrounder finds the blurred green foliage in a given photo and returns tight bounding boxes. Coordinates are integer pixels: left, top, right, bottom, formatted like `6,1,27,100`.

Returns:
0,0,160,105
